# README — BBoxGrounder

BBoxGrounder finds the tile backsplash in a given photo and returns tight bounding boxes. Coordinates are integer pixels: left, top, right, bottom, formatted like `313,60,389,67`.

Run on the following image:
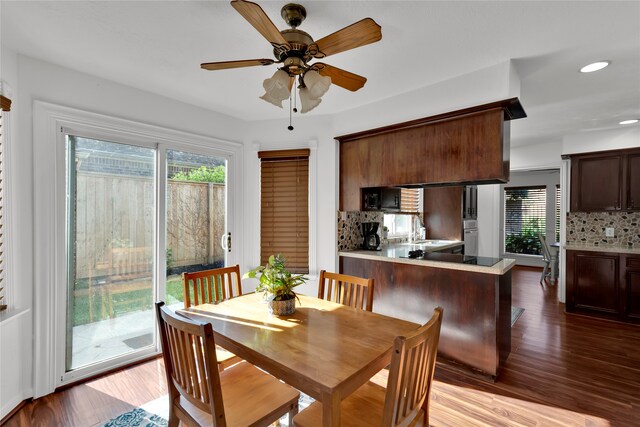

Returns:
566,211,640,247
337,211,384,251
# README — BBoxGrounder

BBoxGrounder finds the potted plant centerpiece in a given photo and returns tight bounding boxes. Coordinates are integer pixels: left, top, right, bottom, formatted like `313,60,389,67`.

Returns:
243,254,307,315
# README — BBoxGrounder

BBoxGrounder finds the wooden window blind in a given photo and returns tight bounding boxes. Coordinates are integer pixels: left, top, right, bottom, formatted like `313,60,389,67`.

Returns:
259,149,309,274
504,186,546,255
400,188,420,213
555,185,561,242
0,95,11,311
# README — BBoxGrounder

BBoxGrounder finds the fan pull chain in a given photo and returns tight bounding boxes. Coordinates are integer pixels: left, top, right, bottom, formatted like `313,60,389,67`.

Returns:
288,91,294,131
293,80,298,113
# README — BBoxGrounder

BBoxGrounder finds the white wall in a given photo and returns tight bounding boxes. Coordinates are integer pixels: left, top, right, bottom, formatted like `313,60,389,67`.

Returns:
562,126,640,154
334,60,519,136
511,140,563,170
0,46,33,420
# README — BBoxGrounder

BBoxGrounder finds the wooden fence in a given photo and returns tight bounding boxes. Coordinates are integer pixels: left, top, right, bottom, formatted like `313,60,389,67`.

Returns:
75,173,224,280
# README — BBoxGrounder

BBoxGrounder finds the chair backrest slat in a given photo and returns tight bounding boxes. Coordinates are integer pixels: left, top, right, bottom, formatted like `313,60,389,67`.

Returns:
156,302,227,426
183,265,242,308
383,307,443,427
538,233,552,261
317,270,374,311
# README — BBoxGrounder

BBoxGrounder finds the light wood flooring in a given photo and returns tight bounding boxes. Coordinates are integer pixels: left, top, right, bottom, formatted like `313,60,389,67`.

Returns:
4,267,639,426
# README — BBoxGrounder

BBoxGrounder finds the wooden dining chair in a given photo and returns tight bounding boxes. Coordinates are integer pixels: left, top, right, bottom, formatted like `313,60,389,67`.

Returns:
317,270,375,311
156,301,300,427
182,265,243,370
182,265,243,308
293,307,444,427
538,233,553,284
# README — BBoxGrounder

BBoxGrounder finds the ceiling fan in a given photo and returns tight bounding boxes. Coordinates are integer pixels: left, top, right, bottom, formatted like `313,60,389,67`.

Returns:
201,0,382,115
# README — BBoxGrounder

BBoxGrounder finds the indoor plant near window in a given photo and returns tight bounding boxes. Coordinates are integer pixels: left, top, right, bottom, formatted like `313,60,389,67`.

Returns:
243,254,307,315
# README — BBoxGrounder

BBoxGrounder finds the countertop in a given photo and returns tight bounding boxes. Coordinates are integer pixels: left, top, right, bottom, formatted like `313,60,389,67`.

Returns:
339,241,516,275
564,244,640,255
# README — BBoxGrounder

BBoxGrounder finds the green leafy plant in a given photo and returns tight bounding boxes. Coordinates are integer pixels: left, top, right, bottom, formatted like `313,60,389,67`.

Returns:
243,254,307,302
505,218,544,255
172,165,225,183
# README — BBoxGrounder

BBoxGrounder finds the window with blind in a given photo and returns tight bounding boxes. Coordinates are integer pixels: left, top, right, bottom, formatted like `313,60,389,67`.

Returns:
259,149,309,274
504,186,546,255
555,185,561,242
400,188,421,213
385,188,421,238
0,94,11,311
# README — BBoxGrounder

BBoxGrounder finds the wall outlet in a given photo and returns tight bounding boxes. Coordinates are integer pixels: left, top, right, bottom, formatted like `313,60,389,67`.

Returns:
605,227,615,237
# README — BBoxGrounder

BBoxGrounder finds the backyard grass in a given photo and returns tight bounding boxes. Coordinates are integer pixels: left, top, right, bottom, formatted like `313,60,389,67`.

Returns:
72,276,184,326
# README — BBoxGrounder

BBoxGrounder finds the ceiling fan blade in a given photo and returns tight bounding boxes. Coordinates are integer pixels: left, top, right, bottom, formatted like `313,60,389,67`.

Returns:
231,0,289,48
313,63,367,92
311,18,382,58
201,58,274,71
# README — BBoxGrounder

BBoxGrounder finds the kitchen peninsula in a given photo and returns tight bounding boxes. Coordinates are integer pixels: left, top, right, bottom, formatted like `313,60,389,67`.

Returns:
336,98,525,379
340,245,515,379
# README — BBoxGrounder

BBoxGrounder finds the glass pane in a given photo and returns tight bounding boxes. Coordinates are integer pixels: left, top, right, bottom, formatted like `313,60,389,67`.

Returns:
165,150,227,307
504,187,546,255
66,136,155,372
384,214,412,237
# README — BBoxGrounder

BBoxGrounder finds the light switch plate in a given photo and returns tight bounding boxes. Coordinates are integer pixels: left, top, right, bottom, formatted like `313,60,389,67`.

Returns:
605,227,615,237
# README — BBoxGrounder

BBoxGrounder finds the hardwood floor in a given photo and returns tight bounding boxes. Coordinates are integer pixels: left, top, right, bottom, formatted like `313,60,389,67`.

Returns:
4,267,639,426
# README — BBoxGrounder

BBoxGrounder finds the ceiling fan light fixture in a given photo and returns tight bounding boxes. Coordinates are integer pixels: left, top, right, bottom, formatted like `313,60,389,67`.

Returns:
259,92,284,108
299,87,322,113
303,69,331,99
262,69,292,101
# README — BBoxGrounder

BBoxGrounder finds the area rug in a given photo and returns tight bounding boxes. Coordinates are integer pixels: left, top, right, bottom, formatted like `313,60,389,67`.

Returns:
102,407,167,427
101,393,314,426
511,306,525,326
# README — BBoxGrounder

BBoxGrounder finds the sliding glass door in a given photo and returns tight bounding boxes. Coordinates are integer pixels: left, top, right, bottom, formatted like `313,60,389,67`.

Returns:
65,135,157,372
164,149,229,307
63,134,234,381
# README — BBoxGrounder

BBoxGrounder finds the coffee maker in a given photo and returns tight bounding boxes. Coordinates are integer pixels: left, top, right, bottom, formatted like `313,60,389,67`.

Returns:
361,222,381,251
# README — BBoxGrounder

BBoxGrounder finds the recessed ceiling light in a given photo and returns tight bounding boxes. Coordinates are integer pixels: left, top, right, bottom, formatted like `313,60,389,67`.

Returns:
619,119,639,125
580,61,610,73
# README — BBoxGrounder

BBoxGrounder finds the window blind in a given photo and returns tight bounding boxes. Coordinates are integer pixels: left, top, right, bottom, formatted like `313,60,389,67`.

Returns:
0,94,11,311
504,186,546,255
400,188,420,213
555,185,561,242
259,149,309,274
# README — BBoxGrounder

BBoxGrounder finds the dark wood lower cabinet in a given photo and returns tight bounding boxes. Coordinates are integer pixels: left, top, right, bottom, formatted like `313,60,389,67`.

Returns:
622,254,640,320
340,256,511,380
566,250,640,323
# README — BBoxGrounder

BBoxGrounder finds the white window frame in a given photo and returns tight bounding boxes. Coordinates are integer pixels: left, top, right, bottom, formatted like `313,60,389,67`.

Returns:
0,84,12,313
33,101,243,396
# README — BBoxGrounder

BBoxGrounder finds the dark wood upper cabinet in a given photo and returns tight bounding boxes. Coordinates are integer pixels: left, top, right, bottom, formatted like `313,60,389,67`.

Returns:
570,148,640,212
337,98,526,211
423,186,463,240
627,153,640,210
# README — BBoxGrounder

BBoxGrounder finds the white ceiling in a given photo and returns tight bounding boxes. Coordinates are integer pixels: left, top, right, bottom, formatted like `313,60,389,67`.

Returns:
2,1,639,147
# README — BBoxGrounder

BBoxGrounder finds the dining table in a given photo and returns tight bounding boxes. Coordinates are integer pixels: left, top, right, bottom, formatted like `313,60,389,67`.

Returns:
177,293,420,427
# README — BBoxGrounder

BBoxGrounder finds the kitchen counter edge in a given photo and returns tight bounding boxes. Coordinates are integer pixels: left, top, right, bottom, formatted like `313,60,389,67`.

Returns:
564,244,640,255
339,250,516,275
